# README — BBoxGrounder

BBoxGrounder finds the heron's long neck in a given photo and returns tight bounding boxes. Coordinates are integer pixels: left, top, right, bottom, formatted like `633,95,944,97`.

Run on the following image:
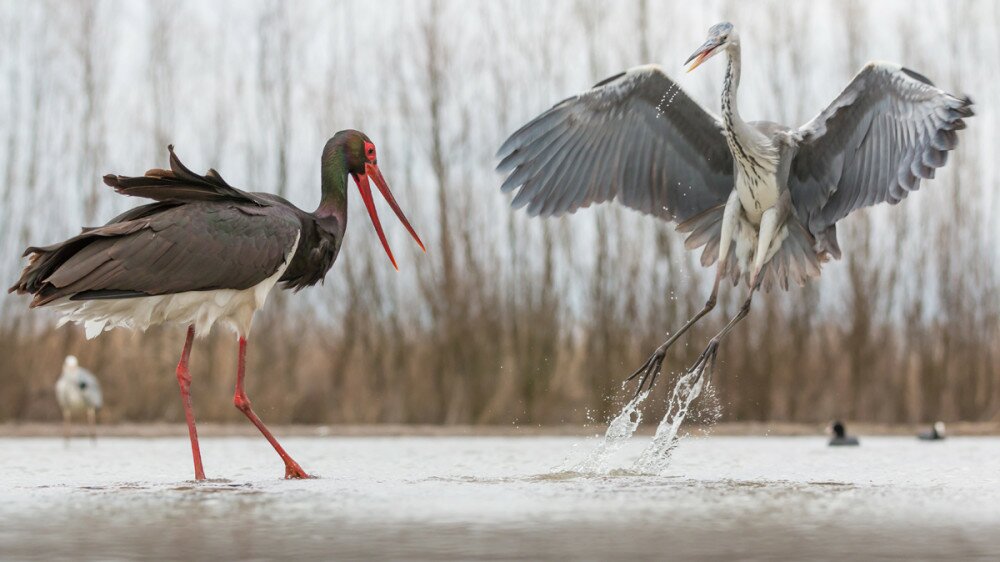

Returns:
721,42,745,134
720,41,772,169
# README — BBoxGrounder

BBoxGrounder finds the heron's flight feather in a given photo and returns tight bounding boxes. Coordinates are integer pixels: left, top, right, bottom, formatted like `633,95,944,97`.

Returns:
496,65,734,223
790,62,973,257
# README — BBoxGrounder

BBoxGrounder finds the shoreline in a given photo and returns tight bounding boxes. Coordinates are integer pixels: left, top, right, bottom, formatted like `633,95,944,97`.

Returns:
2,421,999,438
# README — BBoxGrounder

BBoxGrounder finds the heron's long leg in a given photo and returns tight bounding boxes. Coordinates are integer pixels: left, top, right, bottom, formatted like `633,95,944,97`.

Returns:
627,191,741,396
686,208,778,379
87,408,97,444
684,283,758,379
716,286,756,341
62,409,71,445
175,325,206,481
627,270,722,396
232,336,310,479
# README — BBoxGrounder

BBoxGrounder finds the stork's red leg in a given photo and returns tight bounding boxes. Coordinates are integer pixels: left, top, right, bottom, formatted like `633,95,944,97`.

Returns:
176,325,206,480
232,336,310,479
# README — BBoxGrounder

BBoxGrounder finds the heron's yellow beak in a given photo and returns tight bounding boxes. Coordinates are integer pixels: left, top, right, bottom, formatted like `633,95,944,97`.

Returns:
685,40,721,73
686,51,713,73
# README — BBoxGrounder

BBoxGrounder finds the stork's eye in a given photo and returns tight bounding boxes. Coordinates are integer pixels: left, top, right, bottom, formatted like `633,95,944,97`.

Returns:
364,142,377,161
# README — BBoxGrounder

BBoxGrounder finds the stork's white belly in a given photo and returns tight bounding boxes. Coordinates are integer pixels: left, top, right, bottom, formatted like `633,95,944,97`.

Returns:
735,169,780,225
49,234,299,339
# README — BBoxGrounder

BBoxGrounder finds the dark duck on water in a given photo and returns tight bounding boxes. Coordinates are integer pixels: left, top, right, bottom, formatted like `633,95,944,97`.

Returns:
827,421,860,447
9,130,425,480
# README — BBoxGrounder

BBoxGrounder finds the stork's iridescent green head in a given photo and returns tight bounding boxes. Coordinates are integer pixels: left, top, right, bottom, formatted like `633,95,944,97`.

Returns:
322,130,425,270
685,22,736,72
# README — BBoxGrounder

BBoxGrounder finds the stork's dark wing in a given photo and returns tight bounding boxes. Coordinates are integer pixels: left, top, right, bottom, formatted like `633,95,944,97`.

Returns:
790,62,973,256
496,65,733,222
102,145,271,207
9,203,300,307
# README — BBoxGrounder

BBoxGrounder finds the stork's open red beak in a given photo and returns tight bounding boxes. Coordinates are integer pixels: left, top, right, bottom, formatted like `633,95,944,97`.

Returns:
353,163,426,271
685,41,720,73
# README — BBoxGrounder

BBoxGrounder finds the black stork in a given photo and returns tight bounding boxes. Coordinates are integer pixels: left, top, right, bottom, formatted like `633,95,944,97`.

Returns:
9,130,424,480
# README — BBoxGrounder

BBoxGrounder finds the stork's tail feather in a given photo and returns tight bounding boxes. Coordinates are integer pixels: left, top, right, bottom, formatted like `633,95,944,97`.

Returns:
103,145,268,206
8,250,47,300
8,220,149,306
9,247,70,306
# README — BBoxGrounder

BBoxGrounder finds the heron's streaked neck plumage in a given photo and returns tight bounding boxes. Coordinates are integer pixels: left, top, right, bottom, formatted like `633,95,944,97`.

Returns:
720,39,774,174
721,40,745,135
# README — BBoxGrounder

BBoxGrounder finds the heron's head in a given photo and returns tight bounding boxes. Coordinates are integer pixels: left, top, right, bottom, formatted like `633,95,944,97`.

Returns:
64,355,78,369
685,22,736,73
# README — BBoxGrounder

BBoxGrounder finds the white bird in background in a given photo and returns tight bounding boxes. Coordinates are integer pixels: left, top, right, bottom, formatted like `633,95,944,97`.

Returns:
56,355,103,442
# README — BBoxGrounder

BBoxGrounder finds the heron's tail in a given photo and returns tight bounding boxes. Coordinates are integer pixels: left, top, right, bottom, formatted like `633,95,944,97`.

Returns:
677,206,822,292
755,220,822,291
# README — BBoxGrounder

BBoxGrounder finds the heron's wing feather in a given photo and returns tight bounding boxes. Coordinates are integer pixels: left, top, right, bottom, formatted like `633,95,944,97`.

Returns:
497,65,733,222
13,204,299,307
790,62,972,255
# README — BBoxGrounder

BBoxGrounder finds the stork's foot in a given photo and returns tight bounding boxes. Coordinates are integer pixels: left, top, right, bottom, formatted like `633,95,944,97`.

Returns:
283,460,312,480
626,343,669,397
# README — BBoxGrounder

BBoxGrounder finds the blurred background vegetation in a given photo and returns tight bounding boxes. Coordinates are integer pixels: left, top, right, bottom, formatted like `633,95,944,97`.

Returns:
0,0,997,426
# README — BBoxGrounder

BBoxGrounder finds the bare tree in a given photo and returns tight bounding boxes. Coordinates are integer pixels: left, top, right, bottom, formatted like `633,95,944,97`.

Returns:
1,0,997,426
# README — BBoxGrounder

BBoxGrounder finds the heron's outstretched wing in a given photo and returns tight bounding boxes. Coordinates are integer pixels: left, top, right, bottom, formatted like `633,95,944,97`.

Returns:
496,65,733,223
790,62,973,257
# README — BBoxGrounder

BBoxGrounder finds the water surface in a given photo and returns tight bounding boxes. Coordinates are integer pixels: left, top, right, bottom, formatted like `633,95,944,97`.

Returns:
2,435,998,560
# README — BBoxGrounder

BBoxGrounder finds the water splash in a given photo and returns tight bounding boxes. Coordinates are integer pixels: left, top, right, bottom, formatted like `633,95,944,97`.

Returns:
564,347,717,476
633,362,712,474
569,391,649,474
655,83,682,118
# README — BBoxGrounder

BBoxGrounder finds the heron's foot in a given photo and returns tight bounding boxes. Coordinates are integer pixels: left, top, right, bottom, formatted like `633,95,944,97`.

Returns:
626,343,669,397
688,339,720,379
283,460,312,479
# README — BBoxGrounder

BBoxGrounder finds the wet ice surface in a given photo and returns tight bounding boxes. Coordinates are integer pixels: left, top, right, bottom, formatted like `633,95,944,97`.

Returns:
3,435,1000,560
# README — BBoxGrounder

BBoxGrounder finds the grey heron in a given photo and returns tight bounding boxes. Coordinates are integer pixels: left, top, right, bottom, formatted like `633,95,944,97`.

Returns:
56,355,103,442
496,22,973,394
